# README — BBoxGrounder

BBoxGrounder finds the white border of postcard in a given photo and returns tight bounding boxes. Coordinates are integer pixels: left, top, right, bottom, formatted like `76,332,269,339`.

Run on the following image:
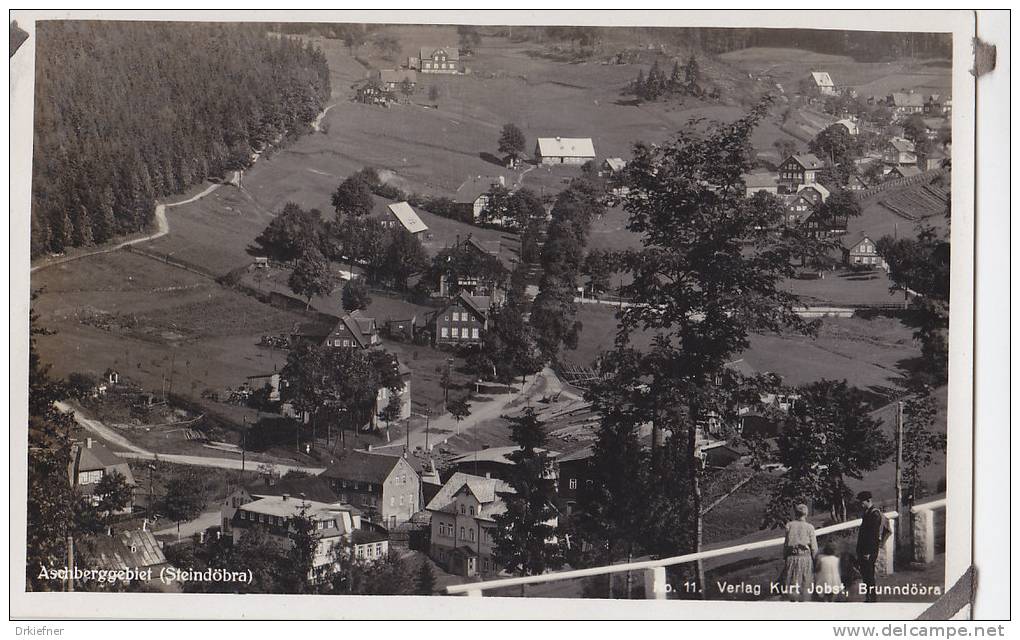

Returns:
9,8,977,620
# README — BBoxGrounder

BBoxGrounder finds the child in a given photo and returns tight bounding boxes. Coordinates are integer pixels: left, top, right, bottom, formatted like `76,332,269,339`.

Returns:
814,543,843,602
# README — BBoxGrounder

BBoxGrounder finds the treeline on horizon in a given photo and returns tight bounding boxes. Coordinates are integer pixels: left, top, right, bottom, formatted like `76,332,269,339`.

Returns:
272,21,951,63
30,22,331,257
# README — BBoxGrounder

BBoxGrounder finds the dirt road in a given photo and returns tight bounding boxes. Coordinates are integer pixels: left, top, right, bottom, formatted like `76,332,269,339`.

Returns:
55,401,324,476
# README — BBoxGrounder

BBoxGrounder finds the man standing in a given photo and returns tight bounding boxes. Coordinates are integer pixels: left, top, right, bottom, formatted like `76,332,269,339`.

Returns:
855,491,890,602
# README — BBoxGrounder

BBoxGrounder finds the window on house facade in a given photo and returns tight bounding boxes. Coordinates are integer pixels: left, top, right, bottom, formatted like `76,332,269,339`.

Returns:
441,327,448,338
469,528,475,541
472,328,479,339
460,527,465,539
569,478,578,490
469,506,475,516
451,327,459,339
460,504,466,514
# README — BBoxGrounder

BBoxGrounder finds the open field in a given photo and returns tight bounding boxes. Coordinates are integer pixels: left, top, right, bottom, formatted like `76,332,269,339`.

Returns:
719,47,952,97
568,305,919,404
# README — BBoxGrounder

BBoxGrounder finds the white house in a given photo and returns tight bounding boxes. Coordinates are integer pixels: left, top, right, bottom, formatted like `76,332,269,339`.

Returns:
534,137,596,165
810,71,836,95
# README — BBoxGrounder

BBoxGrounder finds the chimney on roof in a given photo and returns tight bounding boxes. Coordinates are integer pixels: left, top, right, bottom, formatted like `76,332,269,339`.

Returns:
555,136,561,141
366,444,373,452
282,493,289,501
485,472,491,479
86,437,93,449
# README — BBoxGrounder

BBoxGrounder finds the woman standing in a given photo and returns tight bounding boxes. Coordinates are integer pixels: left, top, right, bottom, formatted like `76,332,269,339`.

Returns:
779,503,818,602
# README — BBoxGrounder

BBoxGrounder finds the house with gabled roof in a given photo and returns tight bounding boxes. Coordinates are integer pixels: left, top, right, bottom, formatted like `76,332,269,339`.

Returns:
378,68,417,91
431,290,491,346
321,450,421,530
743,172,779,197
809,71,836,95
437,236,514,302
887,164,922,180
781,192,816,227
80,529,167,585
371,201,429,236
778,153,825,192
70,438,136,514
843,234,887,269
415,46,461,74
229,495,381,580
453,175,507,223
884,137,918,166
325,312,380,350
449,445,561,482
888,92,925,117
534,137,596,165
797,182,831,206
426,472,516,577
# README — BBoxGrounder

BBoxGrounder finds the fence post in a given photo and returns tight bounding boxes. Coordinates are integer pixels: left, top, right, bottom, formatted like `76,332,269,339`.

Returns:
879,517,896,575
644,566,668,600
911,507,936,564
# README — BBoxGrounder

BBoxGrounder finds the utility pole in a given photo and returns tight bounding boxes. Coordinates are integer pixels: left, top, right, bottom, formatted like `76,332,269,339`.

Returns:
424,408,431,452
241,416,247,473
895,400,904,546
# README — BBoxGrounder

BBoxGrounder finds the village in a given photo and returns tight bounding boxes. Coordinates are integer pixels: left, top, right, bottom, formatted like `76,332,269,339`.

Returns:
31,24,951,599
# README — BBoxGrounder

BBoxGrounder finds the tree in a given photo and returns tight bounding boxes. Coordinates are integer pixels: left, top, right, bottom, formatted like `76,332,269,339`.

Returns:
288,248,336,310
774,138,798,162
809,124,858,169
65,372,98,400
332,175,375,218
250,203,322,264
901,389,947,507
877,223,950,386
399,78,415,101
373,34,400,62
457,25,482,55
341,276,372,313
94,470,133,522
159,477,204,540
583,249,615,297
278,508,321,592
603,98,822,592
448,396,471,435
379,394,402,440
414,559,437,595
282,342,402,444
379,228,428,290
764,380,893,526
492,408,562,576
683,54,701,93
816,188,862,231
902,115,929,146
498,123,527,167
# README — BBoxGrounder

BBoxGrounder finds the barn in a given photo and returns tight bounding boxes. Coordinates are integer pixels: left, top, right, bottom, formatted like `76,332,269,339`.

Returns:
534,137,596,165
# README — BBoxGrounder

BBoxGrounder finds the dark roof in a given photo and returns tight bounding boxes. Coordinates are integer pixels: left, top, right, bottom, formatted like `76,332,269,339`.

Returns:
71,441,136,487
322,450,406,484
291,320,331,340
420,46,460,61
784,154,825,171
352,528,389,544
333,313,377,349
466,237,515,271
454,176,505,204
82,530,166,571
457,291,491,319
558,443,595,464
248,475,340,504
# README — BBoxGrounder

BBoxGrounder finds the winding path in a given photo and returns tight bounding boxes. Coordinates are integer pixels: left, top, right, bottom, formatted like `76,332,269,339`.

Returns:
30,181,224,274
31,104,337,275
55,401,324,476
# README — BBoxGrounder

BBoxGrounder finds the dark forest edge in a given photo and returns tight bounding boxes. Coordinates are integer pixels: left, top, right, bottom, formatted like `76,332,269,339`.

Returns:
30,22,331,258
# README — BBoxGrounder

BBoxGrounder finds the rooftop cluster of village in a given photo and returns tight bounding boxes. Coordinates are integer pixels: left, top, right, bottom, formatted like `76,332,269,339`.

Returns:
35,26,951,598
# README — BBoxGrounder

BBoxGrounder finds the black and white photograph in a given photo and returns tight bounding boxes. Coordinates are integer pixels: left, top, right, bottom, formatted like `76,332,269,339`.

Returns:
10,9,995,624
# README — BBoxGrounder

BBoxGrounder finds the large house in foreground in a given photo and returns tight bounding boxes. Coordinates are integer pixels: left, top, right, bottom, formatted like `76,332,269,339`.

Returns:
320,450,422,530
426,472,515,577
534,137,596,165
228,495,382,582
431,291,491,346
411,47,461,74
778,153,825,192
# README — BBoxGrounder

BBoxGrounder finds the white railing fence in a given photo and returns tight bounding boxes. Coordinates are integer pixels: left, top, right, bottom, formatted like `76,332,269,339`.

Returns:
910,498,947,565
447,497,946,598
